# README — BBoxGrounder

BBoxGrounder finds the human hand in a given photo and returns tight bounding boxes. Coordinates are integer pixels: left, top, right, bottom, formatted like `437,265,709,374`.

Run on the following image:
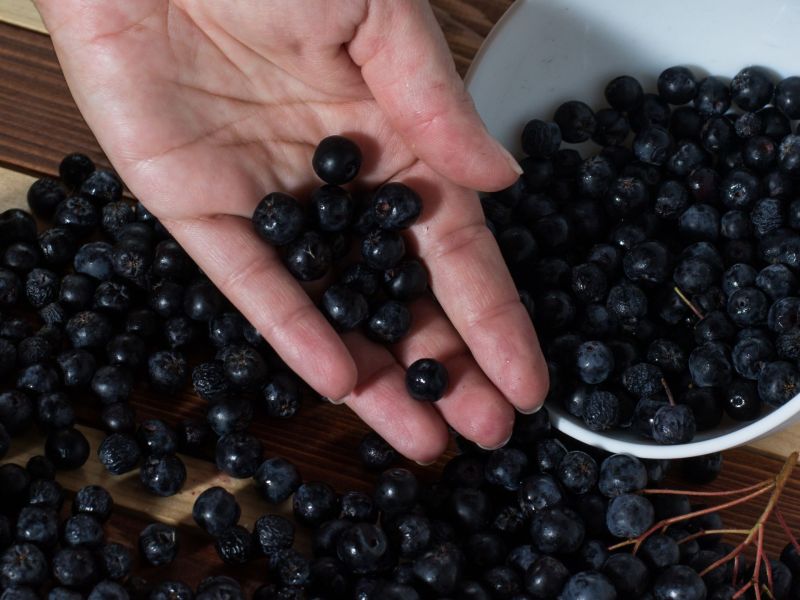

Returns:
34,0,548,462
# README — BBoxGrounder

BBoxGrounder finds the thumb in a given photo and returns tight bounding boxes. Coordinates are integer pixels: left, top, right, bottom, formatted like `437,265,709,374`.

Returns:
347,0,521,192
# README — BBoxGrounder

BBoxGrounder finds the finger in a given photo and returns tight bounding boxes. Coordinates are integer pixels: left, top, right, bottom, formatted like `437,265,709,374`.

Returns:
339,332,450,464
347,0,522,192
393,298,516,450
164,214,357,400
401,162,549,413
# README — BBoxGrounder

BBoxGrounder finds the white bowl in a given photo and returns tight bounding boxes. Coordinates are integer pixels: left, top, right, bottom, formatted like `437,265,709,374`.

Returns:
465,0,800,458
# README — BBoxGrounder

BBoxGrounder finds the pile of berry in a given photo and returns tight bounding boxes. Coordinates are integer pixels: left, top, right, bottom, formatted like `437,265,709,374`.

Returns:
0,151,317,492
251,136,448,403
4,409,799,598
485,66,800,443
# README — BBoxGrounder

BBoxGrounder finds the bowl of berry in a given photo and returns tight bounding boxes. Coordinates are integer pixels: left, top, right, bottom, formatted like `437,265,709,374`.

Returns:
466,0,800,458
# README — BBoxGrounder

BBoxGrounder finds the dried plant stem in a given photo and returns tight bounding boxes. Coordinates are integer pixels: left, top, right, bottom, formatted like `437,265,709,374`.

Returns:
674,286,705,319
640,479,772,498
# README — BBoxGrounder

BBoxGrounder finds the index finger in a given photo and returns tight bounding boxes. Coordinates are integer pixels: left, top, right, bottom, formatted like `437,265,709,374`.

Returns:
401,161,549,412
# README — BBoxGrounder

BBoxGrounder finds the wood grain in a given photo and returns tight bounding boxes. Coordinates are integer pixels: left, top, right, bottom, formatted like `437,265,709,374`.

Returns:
0,0,799,588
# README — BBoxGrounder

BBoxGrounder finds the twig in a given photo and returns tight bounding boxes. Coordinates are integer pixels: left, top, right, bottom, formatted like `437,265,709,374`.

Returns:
674,286,705,319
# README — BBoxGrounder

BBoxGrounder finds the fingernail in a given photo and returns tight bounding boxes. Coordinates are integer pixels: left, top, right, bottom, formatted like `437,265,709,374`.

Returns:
477,433,512,451
321,395,346,405
498,144,524,175
518,403,543,415
415,459,436,467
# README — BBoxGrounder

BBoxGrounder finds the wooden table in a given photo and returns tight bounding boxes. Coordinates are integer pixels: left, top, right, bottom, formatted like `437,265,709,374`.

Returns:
0,1,798,594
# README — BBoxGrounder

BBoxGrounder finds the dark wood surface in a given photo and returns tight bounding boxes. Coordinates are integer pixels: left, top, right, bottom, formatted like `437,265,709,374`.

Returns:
0,2,799,593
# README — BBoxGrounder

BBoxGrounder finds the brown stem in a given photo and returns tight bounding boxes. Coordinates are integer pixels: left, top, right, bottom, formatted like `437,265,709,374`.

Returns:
699,452,798,580
609,484,774,553
734,580,754,599
641,479,773,497
776,509,800,553
677,529,750,545
674,286,705,319
752,525,765,600
660,378,675,406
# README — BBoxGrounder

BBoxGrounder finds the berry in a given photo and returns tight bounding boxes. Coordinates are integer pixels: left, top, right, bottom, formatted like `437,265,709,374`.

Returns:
139,523,178,567
254,457,301,504
336,523,390,575
310,185,355,232
63,514,105,548
220,344,267,390
97,433,141,475
183,278,222,321
52,546,100,588
193,486,241,537
293,482,339,527
758,360,800,406
284,231,332,281
553,101,596,143
372,183,422,230
653,404,696,444
375,468,419,515
605,75,643,111
582,390,620,431
147,350,188,394
254,514,294,556
322,284,369,330
598,454,648,497
139,454,186,496
358,432,398,472
312,135,362,185
260,373,300,419
606,493,654,538
521,119,562,157
59,153,95,189
556,451,598,495
730,66,774,111
27,177,65,219
215,432,263,478
603,552,650,597
215,526,254,565
405,358,449,402
575,341,614,385
252,192,305,246
99,543,132,581
73,485,113,522
45,428,90,470
653,565,707,600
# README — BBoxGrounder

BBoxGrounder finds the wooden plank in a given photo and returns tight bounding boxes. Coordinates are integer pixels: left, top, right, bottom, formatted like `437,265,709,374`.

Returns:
5,424,298,540
0,0,44,34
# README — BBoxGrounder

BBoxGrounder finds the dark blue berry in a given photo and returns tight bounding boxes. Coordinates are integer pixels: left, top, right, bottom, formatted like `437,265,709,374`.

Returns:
215,432,263,478
312,135,362,185
139,523,178,567
405,358,448,402
252,192,305,246
139,454,186,496
254,457,301,504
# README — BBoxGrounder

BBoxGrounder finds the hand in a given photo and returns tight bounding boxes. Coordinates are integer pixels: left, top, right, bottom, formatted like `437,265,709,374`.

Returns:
35,0,548,462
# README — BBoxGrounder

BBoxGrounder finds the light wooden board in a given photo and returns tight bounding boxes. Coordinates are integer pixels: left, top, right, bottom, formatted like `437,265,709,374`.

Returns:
6,425,297,536
0,0,44,33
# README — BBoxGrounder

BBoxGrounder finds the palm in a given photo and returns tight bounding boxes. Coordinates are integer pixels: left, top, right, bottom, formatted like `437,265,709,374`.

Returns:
39,0,548,461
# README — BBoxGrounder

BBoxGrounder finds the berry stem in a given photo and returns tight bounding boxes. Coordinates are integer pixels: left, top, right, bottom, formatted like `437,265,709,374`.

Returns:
775,509,800,553
733,580,753,599
677,528,750,545
751,525,765,600
609,484,775,553
674,286,705,319
640,479,772,497
660,377,675,406
698,452,797,580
